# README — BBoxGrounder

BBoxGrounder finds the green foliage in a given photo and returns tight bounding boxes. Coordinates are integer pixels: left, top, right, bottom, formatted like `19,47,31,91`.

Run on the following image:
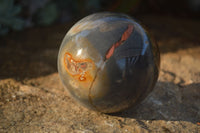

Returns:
86,0,101,12
55,0,77,11
35,2,58,26
0,0,141,35
0,0,24,35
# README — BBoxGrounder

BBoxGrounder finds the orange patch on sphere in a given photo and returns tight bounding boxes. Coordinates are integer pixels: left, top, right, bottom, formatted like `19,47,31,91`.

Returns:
64,52,95,85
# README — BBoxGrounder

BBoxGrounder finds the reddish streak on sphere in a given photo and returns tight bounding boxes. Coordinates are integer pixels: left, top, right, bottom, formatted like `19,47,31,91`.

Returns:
106,25,134,60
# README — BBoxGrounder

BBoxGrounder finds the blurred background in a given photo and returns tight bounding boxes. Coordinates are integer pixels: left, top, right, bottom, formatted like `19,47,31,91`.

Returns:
0,0,200,35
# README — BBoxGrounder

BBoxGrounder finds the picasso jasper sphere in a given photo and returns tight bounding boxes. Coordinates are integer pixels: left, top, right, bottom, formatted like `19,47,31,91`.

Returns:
58,12,160,113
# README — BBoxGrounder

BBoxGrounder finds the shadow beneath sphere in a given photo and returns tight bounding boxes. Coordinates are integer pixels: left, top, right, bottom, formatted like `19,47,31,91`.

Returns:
111,82,200,124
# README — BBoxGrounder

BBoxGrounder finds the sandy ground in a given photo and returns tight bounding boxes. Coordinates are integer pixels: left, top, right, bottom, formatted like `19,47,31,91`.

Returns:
0,15,200,132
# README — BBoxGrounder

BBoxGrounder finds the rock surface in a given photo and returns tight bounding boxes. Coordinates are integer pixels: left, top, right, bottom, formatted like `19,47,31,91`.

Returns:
0,15,200,132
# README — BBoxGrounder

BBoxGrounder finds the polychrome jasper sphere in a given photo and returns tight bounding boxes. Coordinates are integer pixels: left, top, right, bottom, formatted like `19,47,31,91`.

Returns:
58,12,160,113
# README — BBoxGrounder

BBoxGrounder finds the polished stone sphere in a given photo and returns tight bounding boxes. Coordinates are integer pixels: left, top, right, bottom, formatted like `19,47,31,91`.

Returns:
58,12,160,113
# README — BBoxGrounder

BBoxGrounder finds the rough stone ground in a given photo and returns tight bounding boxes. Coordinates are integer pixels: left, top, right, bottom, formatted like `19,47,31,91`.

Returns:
0,15,200,132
